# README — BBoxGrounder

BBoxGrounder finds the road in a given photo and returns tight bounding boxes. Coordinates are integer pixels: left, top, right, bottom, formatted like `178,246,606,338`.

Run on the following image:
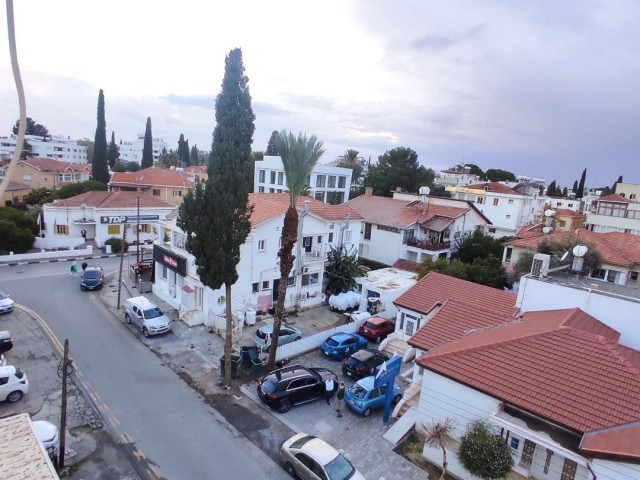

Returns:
0,259,287,480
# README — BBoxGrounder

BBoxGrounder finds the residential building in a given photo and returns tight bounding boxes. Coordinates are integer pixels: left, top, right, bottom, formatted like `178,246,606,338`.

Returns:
0,134,87,163
503,229,640,287
514,208,585,238
0,179,30,206
434,167,480,187
584,192,640,236
42,191,174,247
545,196,582,212
447,181,547,237
152,193,363,327
254,156,352,204
3,158,91,191
416,308,640,480
346,189,491,266
118,135,169,164
354,267,417,318
109,166,207,206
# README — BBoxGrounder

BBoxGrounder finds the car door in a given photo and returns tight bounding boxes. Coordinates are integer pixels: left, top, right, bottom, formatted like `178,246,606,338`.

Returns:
342,337,357,355
294,452,323,480
132,306,143,329
287,378,308,404
383,320,395,336
279,327,293,346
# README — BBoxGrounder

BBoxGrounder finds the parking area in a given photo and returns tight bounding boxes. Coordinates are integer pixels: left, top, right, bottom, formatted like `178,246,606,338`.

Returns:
241,347,426,480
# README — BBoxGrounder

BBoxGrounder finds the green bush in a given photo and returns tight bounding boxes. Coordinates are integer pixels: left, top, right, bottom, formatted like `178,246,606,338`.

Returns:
458,420,514,480
104,237,129,253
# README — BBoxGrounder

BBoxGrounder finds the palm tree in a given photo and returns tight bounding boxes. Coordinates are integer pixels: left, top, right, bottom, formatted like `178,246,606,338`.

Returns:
336,149,363,187
418,418,454,480
265,131,325,371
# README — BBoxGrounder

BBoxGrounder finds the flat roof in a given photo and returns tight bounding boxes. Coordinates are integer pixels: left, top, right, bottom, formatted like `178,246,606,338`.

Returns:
358,267,417,292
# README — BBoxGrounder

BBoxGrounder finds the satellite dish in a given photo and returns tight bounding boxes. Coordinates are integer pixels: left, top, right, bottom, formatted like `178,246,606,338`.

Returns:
419,186,431,195
560,251,569,261
544,209,556,217
572,245,588,258
542,226,552,234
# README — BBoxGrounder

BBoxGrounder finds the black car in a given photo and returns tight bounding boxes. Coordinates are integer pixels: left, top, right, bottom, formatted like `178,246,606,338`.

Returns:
257,364,338,413
0,331,13,354
342,348,389,379
80,266,104,291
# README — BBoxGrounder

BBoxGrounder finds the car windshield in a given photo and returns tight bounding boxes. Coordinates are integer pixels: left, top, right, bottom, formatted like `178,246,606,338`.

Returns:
143,308,163,319
260,377,278,394
324,453,355,480
349,384,367,399
256,330,268,340
325,338,339,347
84,271,101,279
363,321,378,329
346,357,361,367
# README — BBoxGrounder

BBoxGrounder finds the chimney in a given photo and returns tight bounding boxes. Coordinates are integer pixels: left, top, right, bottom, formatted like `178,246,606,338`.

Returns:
365,187,373,197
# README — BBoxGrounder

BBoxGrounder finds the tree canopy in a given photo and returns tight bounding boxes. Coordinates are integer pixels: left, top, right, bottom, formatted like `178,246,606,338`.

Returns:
56,180,108,199
482,168,516,182
141,117,153,169
458,420,514,480
157,151,181,169
0,207,37,253
91,89,109,183
364,147,434,196
177,134,190,166
265,130,280,156
107,131,120,169
336,149,365,187
13,117,49,137
325,244,364,294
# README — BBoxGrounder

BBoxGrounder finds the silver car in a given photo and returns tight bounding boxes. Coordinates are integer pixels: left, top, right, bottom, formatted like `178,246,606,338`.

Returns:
279,432,365,480
254,324,302,352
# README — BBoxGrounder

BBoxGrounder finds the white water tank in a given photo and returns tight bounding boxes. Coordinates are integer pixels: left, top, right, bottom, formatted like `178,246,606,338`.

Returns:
245,308,256,326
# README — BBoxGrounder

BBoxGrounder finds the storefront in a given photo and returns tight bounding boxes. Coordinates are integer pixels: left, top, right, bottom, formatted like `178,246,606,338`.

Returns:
153,244,187,302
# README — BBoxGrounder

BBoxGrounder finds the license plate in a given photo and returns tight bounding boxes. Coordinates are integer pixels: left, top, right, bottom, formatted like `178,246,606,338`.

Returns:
346,371,353,377
324,351,329,356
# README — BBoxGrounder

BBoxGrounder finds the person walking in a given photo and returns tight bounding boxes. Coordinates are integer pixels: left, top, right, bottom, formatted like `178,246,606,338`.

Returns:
81,261,88,272
70,261,78,277
325,377,334,405
336,382,345,417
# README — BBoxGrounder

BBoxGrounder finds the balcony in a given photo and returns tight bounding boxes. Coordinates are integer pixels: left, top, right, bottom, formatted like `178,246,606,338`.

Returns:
405,237,451,251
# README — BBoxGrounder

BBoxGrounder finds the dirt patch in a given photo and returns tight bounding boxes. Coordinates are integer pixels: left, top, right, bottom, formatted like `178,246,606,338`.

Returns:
394,428,456,480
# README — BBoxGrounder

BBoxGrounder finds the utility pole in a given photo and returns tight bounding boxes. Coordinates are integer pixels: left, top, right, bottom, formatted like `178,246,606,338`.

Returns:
58,339,73,471
136,196,141,263
116,223,127,309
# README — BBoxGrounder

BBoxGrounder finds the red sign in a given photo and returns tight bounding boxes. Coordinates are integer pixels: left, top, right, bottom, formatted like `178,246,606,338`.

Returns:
163,255,178,268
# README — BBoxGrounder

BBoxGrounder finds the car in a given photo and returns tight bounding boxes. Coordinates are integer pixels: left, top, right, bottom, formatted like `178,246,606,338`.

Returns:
0,354,5,366
0,365,29,403
254,324,302,352
32,420,60,455
320,332,367,359
80,266,104,291
279,432,365,480
0,331,13,354
257,364,338,413
358,317,396,343
344,375,403,417
0,290,14,314
122,296,172,337
342,348,389,379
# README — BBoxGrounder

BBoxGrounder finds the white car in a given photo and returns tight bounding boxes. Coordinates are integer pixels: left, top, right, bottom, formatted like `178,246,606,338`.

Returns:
32,420,60,455
280,432,365,480
0,290,14,314
122,296,172,337
0,365,29,403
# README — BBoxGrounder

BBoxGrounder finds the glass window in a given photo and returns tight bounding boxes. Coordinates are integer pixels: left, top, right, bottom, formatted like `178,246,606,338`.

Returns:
476,196,484,204
338,176,346,188
152,189,160,196
55,225,69,235
493,198,499,206
314,192,325,202
262,280,270,290
258,240,266,251
287,276,296,287
258,186,264,193
258,170,265,183
402,229,415,244
270,171,276,183
277,171,284,185
107,225,120,235
302,273,319,286
252,282,259,293
328,232,334,243
520,439,535,467
316,175,326,187
560,459,577,480
328,175,336,188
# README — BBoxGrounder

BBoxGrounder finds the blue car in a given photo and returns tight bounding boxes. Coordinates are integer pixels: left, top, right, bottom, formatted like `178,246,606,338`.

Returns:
321,332,367,359
344,376,403,417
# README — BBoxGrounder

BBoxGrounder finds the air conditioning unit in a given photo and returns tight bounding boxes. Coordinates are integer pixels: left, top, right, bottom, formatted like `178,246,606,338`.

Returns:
302,266,309,274
169,285,177,298
531,253,550,278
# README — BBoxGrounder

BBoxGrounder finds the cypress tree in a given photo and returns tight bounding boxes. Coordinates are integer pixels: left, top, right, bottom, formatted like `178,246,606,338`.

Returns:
107,131,120,169
577,168,587,198
572,180,578,194
265,130,280,156
547,180,558,197
177,134,191,167
612,175,623,193
178,48,255,387
91,89,109,183
190,145,199,166
141,117,153,169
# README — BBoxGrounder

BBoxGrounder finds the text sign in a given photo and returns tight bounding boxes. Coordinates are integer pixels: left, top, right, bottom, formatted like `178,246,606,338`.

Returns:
100,215,160,224
373,355,402,388
163,255,178,268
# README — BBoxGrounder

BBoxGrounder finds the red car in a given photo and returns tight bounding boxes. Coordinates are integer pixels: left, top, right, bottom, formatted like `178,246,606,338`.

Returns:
358,317,396,343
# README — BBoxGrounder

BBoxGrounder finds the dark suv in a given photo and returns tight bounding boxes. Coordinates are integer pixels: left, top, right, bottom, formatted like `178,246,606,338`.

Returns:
342,349,389,379
257,365,338,413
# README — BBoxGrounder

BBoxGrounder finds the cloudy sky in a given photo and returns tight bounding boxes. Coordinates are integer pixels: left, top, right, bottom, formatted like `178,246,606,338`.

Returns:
1,0,638,187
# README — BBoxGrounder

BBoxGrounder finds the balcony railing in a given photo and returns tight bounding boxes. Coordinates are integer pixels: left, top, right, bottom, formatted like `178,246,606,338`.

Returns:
406,238,451,251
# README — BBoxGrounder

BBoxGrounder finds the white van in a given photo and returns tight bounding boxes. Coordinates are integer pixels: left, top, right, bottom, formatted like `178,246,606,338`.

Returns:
0,365,29,403
122,296,172,337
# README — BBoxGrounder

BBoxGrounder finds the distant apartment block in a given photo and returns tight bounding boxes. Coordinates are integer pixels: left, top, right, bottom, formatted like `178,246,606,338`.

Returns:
119,135,169,164
254,156,352,204
0,134,87,163
583,184,640,236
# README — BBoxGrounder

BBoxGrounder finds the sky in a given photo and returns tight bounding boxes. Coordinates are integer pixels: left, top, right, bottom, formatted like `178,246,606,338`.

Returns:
1,0,638,188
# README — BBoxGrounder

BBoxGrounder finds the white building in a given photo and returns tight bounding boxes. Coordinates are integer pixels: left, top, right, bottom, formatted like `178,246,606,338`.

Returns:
254,156,352,204
152,193,363,328
584,190,640,236
119,135,169,164
354,266,417,319
0,134,87,163
434,167,480,187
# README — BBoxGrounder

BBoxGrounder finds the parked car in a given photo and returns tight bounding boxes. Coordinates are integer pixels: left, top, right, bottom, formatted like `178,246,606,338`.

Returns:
0,331,13,354
122,296,172,337
0,354,5,366
342,349,389,379
257,364,338,413
344,375,403,417
254,324,302,352
0,365,29,403
321,332,367,359
80,266,104,291
32,420,60,455
0,290,14,314
358,317,396,343
279,432,365,480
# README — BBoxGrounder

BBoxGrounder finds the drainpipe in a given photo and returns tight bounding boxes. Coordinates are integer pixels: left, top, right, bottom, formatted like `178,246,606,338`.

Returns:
295,201,311,275
338,213,350,247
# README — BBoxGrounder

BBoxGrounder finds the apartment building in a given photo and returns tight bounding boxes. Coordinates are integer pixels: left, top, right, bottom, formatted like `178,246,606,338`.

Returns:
0,134,87,163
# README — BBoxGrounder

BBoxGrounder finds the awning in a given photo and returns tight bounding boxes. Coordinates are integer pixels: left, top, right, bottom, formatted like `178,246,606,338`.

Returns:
182,285,194,293
420,217,453,232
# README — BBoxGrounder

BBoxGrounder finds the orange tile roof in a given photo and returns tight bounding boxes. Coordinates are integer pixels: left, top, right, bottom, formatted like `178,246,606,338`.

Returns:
417,308,640,438
466,182,522,195
392,259,421,273
580,422,640,461
347,195,470,229
515,223,544,239
506,228,640,268
110,167,195,188
598,193,629,203
394,271,517,315
555,208,584,218
21,157,91,172
51,191,174,209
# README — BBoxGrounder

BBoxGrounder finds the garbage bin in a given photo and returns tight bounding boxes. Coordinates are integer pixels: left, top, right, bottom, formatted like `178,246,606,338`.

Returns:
220,354,242,379
241,345,259,370
251,358,263,378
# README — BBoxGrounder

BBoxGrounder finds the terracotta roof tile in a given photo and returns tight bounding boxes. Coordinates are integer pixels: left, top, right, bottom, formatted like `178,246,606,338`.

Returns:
51,191,174,209
392,259,421,273
466,182,522,195
598,193,629,203
580,422,640,460
110,166,195,188
515,223,544,239
555,208,584,218
21,157,91,172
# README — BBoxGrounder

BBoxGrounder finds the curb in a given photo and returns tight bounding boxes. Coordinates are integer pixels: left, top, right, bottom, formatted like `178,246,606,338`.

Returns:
0,253,127,268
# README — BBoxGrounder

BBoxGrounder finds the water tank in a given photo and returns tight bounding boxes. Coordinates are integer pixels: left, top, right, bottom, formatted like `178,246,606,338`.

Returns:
245,308,257,326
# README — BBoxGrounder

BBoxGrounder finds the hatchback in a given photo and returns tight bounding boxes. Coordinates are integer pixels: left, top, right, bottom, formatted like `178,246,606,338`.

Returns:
342,349,389,379
32,420,60,455
321,332,367,359
0,365,29,403
344,375,403,417
280,432,365,480
358,317,395,343
0,290,14,314
80,266,104,290
254,324,302,352
0,331,13,354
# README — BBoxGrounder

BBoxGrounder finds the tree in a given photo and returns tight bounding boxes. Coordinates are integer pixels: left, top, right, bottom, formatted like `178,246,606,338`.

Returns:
190,145,200,166
465,256,508,289
266,131,325,371
365,147,434,196
265,130,280,156
463,163,484,177
430,184,452,198
23,187,53,205
561,187,568,197
178,134,191,166
77,139,94,162
418,418,454,480
0,207,37,253
458,420,513,480
576,168,587,198
56,179,108,199
13,117,49,137
455,230,503,264
325,244,363,294
107,131,120,169
336,149,364,187
91,89,109,184
113,160,141,172
141,117,153,169
178,48,255,387
417,257,467,280
546,180,558,197
572,180,578,194
612,175,623,193
157,151,181,169
482,168,516,182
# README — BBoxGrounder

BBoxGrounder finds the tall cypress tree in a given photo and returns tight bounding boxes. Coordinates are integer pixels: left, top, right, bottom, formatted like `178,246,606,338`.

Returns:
141,117,153,169
91,89,109,183
577,168,587,198
190,145,199,166
107,131,120,169
265,130,280,156
178,48,255,387
177,133,191,167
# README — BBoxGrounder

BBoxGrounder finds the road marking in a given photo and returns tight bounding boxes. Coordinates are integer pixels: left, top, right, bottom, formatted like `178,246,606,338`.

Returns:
15,304,64,355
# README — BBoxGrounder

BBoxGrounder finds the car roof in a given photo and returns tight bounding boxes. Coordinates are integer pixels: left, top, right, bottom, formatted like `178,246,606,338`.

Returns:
330,332,354,342
86,266,102,271
355,376,376,390
367,317,393,325
268,365,314,381
351,349,377,360
0,331,11,340
126,296,157,309
0,365,17,374
299,437,340,465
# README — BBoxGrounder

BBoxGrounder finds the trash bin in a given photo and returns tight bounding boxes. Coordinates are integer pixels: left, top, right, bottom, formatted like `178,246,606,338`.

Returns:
251,358,263,378
220,354,242,379
241,345,259,370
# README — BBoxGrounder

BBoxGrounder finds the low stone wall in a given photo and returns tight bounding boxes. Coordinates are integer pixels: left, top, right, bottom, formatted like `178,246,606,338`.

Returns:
0,246,95,264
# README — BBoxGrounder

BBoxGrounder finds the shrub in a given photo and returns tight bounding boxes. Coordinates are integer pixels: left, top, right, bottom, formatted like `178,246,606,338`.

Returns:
104,236,129,253
458,420,513,480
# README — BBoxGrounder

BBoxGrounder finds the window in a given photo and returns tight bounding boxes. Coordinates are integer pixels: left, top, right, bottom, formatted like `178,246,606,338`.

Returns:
314,192,325,202
277,171,284,185
262,280,270,290
317,235,322,244
402,229,415,244
328,232,334,243
506,215,511,219
287,276,296,287
152,189,160,196
343,230,352,242
488,227,497,234
301,273,319,286
630,271,638,281
258,170,265,183
519,439,535,467
55,225,69,235
508,199,514,204
338,176,346,188
269,188,275,193
561,459,577,480
505,247,513,262
23,174,31,180
476,196,485,204
316,175,326,187
107,225,120,235
59,174,72,182
543,449,553,474
328,175,336,188
270,171,276,184
162,265,167,279
364,223,372,240
252,282,259,293
592,268,606,280
258,239,266,251
174,232,187,249
493,198,499,206
173,190,183,197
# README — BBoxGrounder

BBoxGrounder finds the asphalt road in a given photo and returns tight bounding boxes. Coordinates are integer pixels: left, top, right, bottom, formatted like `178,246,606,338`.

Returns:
0,259,288,480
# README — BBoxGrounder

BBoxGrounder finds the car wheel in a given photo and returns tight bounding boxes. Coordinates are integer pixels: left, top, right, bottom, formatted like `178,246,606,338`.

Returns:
393,394,402,404
294,336,301,341
143,328,150,338
7,390,23,403
125,313,132,324
363,407,372,417
375,335,381,343
284,462,297,477
279,399,292,413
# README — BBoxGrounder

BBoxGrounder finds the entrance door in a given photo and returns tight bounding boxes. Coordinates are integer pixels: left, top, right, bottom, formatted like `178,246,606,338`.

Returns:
272,279,280,302
404,315,418,336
